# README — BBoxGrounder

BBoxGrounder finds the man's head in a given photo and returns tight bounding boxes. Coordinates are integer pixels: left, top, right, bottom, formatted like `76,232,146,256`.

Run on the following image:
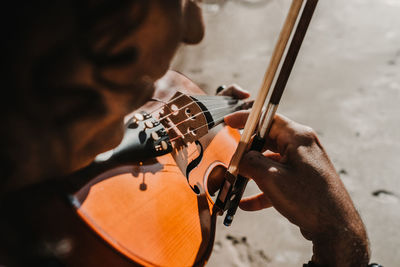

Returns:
1,0,204,191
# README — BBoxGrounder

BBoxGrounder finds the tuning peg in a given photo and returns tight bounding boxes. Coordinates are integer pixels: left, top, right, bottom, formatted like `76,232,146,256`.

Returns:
134,113,144,121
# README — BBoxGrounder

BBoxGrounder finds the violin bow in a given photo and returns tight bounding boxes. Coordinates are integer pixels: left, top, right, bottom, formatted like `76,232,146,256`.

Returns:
214,0,305,217
214,0,319,226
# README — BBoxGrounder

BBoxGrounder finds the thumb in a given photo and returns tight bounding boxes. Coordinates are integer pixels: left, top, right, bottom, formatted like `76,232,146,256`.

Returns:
239,193,272,211
239,151,286,188
224,110,250,129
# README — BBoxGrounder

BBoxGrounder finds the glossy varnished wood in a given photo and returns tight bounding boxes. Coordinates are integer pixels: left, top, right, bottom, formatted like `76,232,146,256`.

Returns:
73,71,241,266
0,71,242,266
75,126,240,266
0,183,141,267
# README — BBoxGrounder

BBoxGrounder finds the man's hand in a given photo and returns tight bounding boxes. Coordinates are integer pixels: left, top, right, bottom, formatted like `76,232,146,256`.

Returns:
216,84,251,99
224,112,370,267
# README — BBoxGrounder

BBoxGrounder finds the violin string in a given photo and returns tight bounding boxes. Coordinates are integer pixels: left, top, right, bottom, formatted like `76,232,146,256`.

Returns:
160,102,235,127
143,91,243,143
168,116,223,143
147,92,187,115
147,91,236,118
157,98,236,122
159,98,237,121
163,104,239,132
168,112,230,143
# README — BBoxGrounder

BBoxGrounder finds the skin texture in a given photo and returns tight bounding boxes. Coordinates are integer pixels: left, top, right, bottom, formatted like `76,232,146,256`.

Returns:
1,1,370,266
225,111,370,266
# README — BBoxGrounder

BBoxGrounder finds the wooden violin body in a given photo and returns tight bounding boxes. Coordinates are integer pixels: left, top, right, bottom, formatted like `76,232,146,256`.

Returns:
0,71,242,267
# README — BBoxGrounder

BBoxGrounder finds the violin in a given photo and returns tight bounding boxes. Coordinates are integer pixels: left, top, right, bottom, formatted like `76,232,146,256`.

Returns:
68,70,248,266
0,70,248,267
0,0,318,266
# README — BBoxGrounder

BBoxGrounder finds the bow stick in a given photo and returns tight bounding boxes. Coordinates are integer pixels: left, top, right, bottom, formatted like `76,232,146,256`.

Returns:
214,0,304,215
214,0,319,226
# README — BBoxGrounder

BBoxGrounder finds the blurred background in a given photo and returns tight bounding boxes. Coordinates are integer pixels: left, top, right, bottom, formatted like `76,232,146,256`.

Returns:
172,0,400,266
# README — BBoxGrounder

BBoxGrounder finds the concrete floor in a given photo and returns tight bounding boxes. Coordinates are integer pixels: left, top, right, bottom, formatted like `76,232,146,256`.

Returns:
172,0,400,266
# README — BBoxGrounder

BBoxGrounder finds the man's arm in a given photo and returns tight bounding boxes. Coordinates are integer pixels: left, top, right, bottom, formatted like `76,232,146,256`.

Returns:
224,112,370,266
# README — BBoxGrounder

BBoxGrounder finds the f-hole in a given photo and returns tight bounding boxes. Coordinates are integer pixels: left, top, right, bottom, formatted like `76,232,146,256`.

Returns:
185,141,204,194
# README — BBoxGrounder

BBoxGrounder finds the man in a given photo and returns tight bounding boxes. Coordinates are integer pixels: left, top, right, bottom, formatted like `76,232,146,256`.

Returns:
0,0,372,266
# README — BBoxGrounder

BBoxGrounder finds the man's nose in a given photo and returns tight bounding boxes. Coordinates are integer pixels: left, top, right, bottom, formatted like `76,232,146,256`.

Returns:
182,0,205,44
